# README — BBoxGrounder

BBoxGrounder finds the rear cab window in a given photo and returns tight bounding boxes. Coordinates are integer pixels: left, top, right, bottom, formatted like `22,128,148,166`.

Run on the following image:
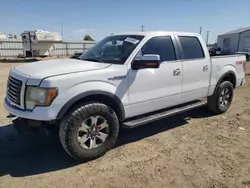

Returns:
178,36,205,60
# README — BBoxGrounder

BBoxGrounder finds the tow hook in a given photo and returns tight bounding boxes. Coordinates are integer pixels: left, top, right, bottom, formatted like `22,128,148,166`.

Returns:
12,118,33,135
12,118,54,136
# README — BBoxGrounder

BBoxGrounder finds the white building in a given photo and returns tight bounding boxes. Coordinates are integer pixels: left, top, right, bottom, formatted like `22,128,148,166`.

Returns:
0,32,7,40
21,30,62,57
217,27,250,54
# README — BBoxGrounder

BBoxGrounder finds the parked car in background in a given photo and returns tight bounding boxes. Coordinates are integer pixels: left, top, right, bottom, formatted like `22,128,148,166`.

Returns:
209,47,221,56
70,51,83,59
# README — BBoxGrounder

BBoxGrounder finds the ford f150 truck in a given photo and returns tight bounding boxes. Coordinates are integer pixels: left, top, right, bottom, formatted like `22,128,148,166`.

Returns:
4,31,246,161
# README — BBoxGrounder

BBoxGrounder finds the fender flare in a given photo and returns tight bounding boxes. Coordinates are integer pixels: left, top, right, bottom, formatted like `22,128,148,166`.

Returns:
56,90,125,120
214,70,236,92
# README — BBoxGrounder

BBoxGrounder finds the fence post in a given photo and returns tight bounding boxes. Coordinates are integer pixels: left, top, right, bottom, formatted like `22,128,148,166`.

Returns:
66,42,68,56
83,42,85,52
28,32,33,58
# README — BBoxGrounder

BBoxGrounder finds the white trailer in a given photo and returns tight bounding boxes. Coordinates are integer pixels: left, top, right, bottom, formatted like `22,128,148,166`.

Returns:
21,30,62,57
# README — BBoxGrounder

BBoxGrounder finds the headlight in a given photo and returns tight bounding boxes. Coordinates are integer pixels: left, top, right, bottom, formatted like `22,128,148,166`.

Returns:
25,86,58,110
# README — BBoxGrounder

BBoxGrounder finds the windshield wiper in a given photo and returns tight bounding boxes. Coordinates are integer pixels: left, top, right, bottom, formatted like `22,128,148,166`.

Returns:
80,57,105,63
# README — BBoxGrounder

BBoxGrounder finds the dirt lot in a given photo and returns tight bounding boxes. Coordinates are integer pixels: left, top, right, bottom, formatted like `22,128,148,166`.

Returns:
0,62,250,188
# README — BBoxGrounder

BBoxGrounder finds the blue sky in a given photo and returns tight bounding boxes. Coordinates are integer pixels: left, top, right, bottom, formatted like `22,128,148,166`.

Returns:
1,0,249,43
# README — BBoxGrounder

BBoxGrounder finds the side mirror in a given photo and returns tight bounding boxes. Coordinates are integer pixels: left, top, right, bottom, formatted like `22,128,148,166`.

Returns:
132,54,160,70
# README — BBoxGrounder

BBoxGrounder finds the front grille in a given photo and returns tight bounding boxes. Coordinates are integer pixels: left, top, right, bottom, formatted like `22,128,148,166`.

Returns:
7,76,22,105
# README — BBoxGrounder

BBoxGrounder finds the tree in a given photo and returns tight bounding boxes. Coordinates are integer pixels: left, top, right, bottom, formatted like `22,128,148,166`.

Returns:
83,34,94,41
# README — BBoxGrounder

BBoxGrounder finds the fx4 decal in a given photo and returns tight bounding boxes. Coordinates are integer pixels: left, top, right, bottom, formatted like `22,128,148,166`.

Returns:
108,75,126,81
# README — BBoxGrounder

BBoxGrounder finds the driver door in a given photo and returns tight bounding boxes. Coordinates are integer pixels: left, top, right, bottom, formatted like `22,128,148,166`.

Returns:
127,36,183,117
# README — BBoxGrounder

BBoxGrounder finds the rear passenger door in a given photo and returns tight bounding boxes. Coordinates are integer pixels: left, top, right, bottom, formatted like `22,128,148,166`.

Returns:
176,35,211,102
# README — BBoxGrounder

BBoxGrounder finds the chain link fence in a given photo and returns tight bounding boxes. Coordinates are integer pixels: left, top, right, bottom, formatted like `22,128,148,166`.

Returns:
0,39,96,57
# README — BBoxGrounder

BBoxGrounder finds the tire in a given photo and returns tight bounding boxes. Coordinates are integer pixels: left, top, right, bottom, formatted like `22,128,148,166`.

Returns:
207,81,234,114
59,102,119,162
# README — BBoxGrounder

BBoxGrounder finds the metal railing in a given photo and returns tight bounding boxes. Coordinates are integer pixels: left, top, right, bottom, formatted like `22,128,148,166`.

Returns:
0,39,96,57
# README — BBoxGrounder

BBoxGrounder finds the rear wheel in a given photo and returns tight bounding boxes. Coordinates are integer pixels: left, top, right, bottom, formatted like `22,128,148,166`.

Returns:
207,81,234,114
59,102,119,162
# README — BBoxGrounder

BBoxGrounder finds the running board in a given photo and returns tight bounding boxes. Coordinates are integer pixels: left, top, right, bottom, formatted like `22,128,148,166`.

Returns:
123,100,207,128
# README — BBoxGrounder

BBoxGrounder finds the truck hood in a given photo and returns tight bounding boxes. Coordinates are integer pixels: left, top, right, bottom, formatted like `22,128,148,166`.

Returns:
14,59,110,78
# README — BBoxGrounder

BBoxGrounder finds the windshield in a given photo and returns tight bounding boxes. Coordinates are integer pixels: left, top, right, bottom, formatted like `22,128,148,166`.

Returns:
78,35,144,64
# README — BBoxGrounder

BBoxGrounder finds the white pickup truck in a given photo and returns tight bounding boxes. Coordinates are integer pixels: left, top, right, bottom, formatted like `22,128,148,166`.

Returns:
4,31,246,161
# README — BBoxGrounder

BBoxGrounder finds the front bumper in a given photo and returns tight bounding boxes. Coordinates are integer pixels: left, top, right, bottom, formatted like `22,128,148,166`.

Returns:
241,78,246,86
4,97,58,121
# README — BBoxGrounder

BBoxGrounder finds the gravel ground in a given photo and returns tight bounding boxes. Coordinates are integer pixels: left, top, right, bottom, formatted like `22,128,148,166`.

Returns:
0,62,250,188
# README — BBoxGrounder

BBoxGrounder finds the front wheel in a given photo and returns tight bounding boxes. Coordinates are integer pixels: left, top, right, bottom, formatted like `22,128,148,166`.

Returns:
207,81,234,114
59,102,119,162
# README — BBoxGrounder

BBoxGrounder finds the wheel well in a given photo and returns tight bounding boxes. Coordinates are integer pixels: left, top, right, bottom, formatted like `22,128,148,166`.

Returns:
220,72,236,88
58,94,125,121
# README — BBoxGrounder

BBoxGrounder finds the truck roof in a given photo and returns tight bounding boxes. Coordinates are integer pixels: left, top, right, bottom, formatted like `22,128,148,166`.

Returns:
113,31,200,37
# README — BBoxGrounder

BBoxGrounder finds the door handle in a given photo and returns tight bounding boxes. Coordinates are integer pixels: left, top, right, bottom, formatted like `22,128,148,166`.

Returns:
203,65,209,71
173,68,181,76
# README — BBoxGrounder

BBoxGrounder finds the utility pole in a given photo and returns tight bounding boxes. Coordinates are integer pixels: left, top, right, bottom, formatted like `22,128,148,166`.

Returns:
206,31,210,44
141,25,145,32
199,26,202,35
28,31,33,58
61,22,64,40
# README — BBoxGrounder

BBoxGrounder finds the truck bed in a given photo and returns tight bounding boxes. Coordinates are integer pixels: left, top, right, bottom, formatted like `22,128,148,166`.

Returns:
210,54,246,91
211,54,245,59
